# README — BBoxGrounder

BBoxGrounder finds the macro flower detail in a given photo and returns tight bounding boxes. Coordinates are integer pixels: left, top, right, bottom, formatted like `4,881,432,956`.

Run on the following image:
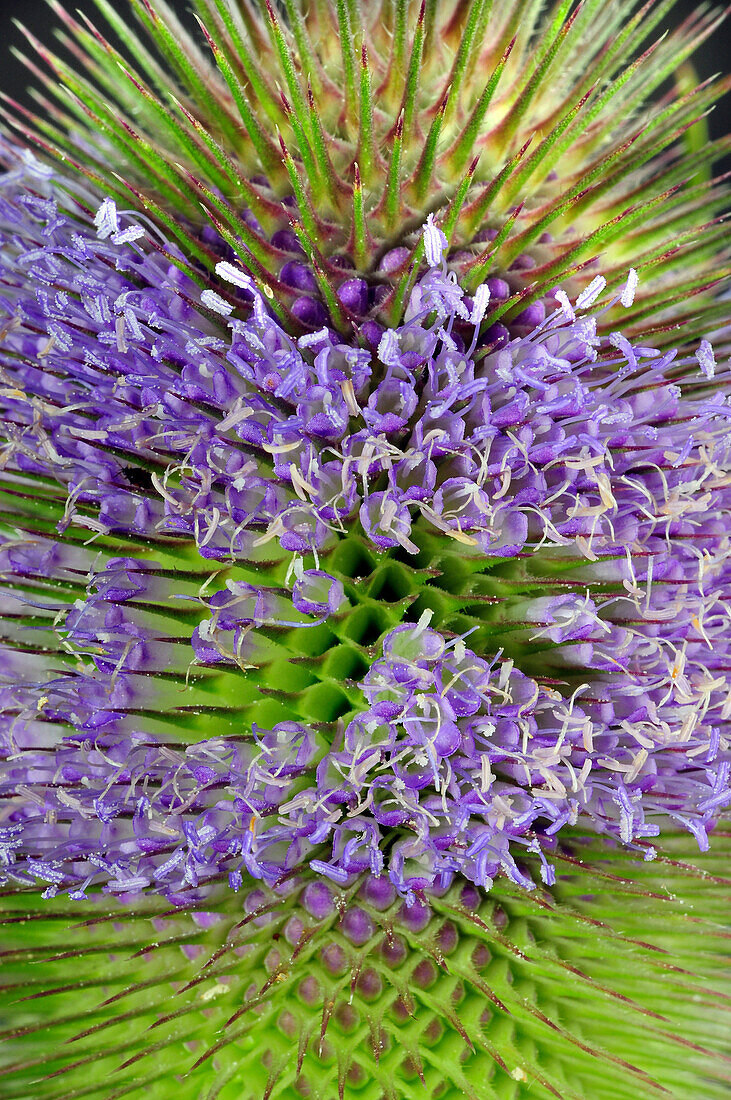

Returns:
0,2,729,1099
2,172,728,906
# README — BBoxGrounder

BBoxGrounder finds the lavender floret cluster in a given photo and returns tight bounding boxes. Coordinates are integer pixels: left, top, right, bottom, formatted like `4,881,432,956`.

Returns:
1,151,729,904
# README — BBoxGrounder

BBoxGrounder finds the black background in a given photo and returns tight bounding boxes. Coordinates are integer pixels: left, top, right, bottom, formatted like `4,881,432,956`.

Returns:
1,1,728,170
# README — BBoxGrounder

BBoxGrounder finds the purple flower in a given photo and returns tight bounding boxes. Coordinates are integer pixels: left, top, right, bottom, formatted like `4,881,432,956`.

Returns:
0,148,729,908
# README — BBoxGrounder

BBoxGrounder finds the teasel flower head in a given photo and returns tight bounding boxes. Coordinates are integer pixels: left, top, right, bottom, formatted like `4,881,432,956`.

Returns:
0,3,730,1099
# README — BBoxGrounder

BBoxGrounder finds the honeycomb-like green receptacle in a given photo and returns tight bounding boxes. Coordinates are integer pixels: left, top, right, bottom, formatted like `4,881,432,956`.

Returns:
1,833,729,1100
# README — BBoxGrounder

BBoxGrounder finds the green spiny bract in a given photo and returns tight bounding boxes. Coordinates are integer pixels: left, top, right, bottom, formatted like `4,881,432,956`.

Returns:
1,835,729,1100
2,0,729,341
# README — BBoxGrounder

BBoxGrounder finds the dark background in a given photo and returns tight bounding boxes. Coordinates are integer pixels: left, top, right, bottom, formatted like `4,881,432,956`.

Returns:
2,0,728,167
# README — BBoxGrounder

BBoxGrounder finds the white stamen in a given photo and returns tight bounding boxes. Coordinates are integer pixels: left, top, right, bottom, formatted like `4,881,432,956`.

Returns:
215,261,257,292
554,288,575,321
696,339,716,379
621,268,638,307
93,197,119,240
423,213,448,268
576,275,607,309
201,289,234,316
470,283,491,326
112,225,145,246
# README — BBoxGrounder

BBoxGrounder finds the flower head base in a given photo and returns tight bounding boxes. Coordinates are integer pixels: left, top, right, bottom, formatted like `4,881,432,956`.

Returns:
1,152,728,908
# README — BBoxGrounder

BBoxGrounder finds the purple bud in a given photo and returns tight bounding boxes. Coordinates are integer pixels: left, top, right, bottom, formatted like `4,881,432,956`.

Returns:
271,228,305,254
509,253,537,271
291,295,329,327
280,260,319,292
473,227,499,243
397,899,431,933
355,968,383,1001
341,907,374,945
329,253,355,270
283,915,306,945
481,322,510,348
361,319,385,347
380,933,408,968
277,1011,298,1038
297,975,321,1005
378,247,410,273
435,920,458,954
337,278,369,315
460,884,481,910
301,880,336,919
486,277,511,300
360,876,396,910
334,1003,359,1033
411,959,438,989
201,224,222,248
321,942,349,974
513,300,546,328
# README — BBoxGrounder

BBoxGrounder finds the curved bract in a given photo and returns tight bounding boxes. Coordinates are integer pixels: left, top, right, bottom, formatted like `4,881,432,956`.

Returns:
1,835,730,1100
1,0,729,339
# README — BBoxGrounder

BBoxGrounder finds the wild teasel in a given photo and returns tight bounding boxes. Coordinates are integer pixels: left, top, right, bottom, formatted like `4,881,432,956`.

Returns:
0,2,730,1100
